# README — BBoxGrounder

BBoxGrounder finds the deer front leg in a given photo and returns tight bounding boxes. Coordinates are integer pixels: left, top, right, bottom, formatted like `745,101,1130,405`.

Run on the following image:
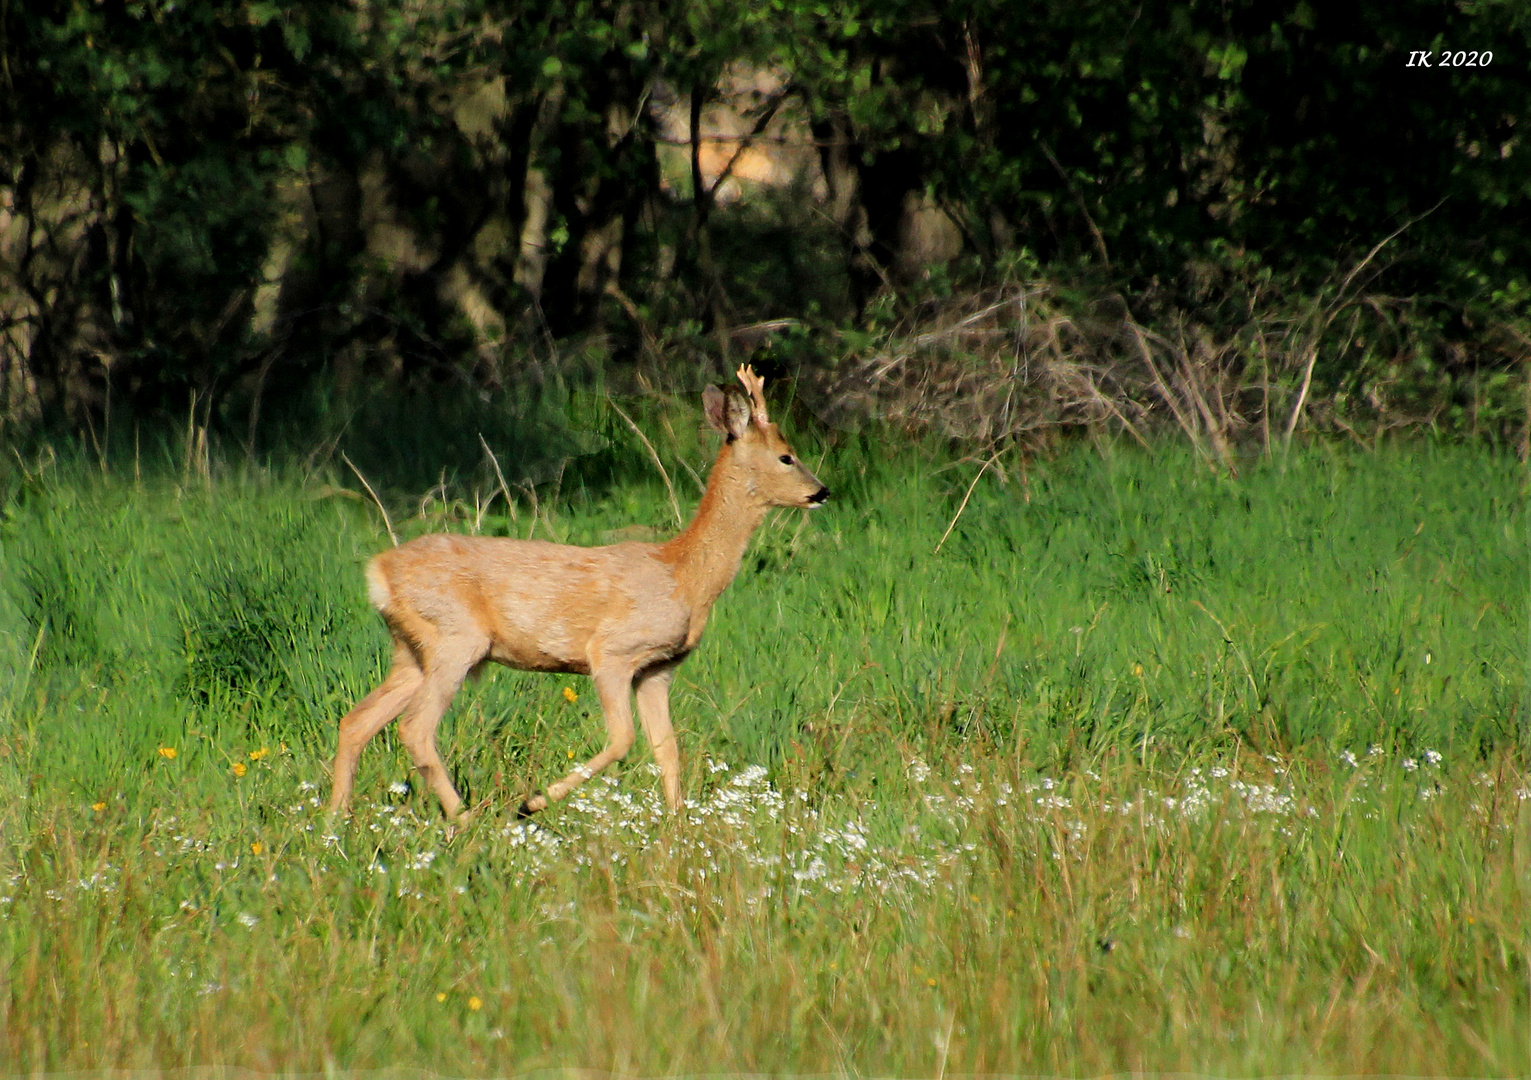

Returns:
521,665,636,814
635,661,683,811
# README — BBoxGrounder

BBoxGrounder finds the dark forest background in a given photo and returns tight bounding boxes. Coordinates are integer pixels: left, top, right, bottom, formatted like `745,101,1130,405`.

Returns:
2,0,1528,471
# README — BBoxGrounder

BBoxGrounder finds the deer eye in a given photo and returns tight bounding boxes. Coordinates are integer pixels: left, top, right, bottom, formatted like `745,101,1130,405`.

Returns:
779,454,794,465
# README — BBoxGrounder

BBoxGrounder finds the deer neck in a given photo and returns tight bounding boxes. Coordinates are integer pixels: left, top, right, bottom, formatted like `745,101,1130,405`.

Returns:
660,447,770,615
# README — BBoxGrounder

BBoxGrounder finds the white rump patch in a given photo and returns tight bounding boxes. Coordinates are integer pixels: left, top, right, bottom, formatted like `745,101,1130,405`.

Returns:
365,559,392,612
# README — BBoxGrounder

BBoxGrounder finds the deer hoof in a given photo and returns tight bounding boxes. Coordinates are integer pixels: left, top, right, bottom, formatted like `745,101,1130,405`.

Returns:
517,793,548,818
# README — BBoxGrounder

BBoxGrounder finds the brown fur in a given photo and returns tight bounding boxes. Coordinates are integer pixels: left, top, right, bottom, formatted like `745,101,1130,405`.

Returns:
328,367,828,821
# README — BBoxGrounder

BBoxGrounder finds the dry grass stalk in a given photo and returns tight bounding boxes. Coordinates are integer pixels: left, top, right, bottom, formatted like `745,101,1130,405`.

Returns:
478,433,520,524
608,399,683,528
800,260,1494,463
342,451,398,546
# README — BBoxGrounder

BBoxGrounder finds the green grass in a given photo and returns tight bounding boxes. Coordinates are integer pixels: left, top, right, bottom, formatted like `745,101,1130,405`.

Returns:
0,430,1525,1073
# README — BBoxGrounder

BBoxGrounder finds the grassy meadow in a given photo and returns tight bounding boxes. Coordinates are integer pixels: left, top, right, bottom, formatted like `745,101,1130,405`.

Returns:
0,411,1525,1074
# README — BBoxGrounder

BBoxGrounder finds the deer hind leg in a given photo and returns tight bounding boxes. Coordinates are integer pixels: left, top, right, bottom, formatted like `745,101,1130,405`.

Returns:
328,643,423,816
635,661,683,811
395,648,482,822
521,665,636,814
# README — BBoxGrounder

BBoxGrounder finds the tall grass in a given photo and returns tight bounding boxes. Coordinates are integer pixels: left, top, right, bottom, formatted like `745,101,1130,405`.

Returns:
0,425,1524,1073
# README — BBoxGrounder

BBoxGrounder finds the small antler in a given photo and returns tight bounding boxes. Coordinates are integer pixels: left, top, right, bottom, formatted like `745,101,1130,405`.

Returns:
735,365,770,427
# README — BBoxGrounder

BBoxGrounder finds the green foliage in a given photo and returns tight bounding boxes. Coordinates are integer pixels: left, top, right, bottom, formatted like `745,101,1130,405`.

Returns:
0,435,1522,1073
779,0,1530,305
0,0,1524,436
178,519,345,710
0,435,1520,793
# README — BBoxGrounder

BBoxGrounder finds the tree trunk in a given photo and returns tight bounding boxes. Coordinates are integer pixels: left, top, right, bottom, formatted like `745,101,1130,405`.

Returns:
540,57,655,339
810,112,881,310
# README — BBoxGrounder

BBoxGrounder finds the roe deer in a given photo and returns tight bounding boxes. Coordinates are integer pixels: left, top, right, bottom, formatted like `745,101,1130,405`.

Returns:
328,366,828,821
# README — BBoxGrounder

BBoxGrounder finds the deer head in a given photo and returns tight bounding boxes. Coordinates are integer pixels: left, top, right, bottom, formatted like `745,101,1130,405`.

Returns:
701,365,829,510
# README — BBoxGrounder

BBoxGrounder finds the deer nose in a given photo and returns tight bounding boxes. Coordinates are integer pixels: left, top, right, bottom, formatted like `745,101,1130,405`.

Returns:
807,486,830,505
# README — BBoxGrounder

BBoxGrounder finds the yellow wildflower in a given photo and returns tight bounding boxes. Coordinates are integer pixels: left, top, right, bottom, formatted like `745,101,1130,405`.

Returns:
436,992,447,1003
567,749,575,759
927,978,937,987
251,842,264,856
249,748,269,761
563,686,578,703
232,762,248,778
91,801,107,812
158,747,177,760
468,996,483,1012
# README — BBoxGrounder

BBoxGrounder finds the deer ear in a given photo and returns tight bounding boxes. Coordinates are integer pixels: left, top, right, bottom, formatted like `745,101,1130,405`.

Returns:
703,385,728,433
703,385,752,440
